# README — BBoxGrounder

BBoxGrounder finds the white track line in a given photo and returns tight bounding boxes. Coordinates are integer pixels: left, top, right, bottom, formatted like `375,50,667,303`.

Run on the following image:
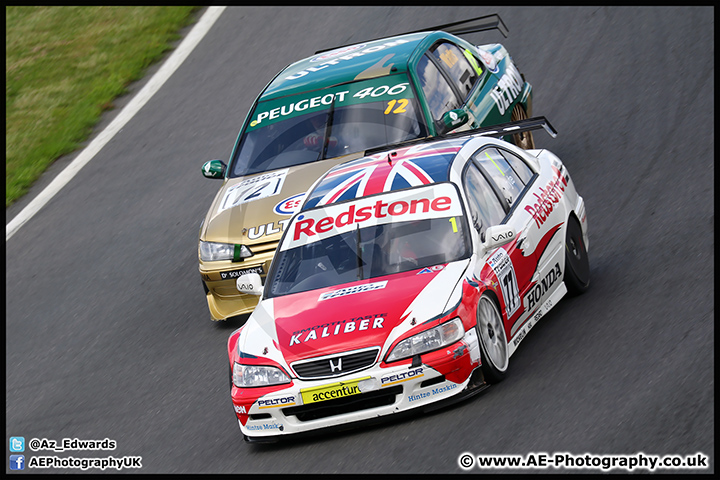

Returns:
6,6,227,241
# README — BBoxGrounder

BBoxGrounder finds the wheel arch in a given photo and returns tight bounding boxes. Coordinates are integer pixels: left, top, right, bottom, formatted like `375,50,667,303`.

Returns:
477,287,508,337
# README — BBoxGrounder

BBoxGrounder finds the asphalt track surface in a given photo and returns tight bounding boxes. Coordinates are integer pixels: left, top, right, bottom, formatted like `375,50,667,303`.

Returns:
6,6,714,474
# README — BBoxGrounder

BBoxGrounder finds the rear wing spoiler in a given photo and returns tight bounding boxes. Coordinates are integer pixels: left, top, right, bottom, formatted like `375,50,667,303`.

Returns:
365,116,557,156
458,116,558,140
315,13,508,55
401,14,508,39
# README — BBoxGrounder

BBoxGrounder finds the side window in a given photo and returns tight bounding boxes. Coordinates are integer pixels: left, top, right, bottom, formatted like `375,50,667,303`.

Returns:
474,148,524,208
429,42,480,99
499,148,535,185
462,163,506,235
416,55,460,121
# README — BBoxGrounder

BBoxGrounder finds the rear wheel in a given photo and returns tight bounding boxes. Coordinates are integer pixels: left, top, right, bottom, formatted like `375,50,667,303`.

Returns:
476,295,508,383
511,103,535,149
564,216,590,295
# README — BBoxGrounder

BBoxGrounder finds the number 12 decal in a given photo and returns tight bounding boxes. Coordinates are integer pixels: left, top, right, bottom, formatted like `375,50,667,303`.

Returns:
384,99,409,115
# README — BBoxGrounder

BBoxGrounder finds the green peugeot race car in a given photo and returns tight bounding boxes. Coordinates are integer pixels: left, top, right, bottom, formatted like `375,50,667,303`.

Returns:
199,14,534,321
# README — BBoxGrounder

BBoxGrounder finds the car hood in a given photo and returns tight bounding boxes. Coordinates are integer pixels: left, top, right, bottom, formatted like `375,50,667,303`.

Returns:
237,259,470,367
201,154,363,245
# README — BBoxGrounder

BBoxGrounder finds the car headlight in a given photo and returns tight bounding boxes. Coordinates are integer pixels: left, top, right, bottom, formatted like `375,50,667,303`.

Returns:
386,318,464,362
198,241,253,262
233,363,291,388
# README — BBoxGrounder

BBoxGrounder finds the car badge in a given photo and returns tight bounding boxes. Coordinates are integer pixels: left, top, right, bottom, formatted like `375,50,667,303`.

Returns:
329,358,343,373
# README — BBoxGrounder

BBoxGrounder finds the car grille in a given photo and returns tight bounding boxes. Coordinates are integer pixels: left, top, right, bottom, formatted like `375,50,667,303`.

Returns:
246,239,279,256
282,386,402,422
291,347,379,380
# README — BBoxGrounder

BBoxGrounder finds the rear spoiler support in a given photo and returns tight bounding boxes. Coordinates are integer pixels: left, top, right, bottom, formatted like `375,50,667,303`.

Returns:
365,117,557,157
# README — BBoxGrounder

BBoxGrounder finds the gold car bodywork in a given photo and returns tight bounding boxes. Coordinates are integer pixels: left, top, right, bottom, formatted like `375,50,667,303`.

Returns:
199,153,363,320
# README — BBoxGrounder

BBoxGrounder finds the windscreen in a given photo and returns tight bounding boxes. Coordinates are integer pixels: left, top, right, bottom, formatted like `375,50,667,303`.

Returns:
230,75,428,177
267,184,470,298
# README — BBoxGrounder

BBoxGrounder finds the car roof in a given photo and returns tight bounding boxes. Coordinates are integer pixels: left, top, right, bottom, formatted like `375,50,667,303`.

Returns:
302,136,474,210
260,31,442,101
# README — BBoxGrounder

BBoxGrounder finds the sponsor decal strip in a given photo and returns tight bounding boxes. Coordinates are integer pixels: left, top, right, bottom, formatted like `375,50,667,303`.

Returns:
283,183,463,250
525,166,568,228
489,61,524,116
220,265,264,281
274,193,306,215
300,377,370,405
288,313,385,346
319,281,387,301
407,382,459,402
246,423,282,431
286,39,411,80
247,219,291,240
524,263,562,311
248,75,414,131
257,396,296,409
380,367,424,386
508,280,567,357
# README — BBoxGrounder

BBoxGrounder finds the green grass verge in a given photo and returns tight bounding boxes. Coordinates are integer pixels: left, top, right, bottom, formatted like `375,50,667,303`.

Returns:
6,6,200,207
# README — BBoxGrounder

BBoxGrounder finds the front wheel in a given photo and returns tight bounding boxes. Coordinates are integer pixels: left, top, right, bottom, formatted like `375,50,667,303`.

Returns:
564,215,590,295
476,295,509,384
511,103,535,149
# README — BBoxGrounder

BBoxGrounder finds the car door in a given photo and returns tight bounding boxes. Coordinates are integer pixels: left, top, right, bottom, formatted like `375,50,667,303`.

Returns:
462,158,524,326
472,145,567,342
463,144,552,341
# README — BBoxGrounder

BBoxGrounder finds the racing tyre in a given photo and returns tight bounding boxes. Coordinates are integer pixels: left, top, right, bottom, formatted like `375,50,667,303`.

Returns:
476,295,508,384
563,216,590,295
511,104,535,150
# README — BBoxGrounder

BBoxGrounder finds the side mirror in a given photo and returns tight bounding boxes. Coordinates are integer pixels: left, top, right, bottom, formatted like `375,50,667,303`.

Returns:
439,109,469,134
202,160,226,179
236,273,263,296
482,225,516,252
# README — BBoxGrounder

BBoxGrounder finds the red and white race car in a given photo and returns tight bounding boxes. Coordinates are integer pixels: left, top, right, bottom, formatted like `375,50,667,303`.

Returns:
227,118,589,441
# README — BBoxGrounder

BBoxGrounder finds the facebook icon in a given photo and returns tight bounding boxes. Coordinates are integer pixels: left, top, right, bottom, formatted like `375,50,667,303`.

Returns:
10,455,25,470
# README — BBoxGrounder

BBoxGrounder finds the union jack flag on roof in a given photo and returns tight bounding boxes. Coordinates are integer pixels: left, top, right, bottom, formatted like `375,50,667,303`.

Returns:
303,138,468,209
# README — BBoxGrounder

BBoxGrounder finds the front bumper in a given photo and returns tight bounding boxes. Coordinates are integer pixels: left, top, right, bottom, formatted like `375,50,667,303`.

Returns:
231,334,483,439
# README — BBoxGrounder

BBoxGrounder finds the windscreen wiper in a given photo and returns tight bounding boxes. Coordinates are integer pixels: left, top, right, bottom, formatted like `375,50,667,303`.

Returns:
320,97,336,160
